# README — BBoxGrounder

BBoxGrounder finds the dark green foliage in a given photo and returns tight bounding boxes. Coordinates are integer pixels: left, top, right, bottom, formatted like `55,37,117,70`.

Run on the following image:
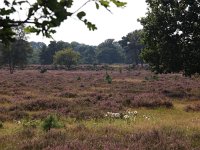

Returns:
42,115,62,132
0,39,33,73
71,42,97,64
40,67,47,73
119,30,144,65
77,76,81,81
29,42,46,64
40,41,71,65
105,73,112,84
53,48,80,69
97,39,124,64
0,25,33,73
0,121,3,128
40,41,98,65
140,0,200,76
82,47,97,64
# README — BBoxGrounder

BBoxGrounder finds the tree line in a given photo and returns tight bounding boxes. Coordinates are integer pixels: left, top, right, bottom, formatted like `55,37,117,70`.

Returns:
0,29,144,72
32,30,144,66
1,0,200,76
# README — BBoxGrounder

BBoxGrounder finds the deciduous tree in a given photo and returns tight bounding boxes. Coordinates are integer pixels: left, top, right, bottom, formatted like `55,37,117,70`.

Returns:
97,39,124,64
119,30,144,65
139,0,200,76
53,48,80,69
0,25,32,73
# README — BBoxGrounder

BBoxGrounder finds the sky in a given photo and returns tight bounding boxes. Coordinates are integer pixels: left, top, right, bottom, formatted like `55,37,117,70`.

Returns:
28,0,147,46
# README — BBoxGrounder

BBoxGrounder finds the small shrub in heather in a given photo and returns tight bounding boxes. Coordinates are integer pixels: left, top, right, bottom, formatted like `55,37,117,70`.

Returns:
40,67,47,73
0,121,3,128
42,115,63,132
105,73,112,84
77,76,81,80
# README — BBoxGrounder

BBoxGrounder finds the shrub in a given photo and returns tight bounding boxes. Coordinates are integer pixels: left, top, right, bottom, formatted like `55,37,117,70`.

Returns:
0,121,3,128
105,73,112,84
40,67,47,73
77,76,81,80
42,115,63,132
53,48,80,69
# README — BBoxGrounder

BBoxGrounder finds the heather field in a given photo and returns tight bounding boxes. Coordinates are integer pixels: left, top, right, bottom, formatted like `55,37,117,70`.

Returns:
0,68,200,150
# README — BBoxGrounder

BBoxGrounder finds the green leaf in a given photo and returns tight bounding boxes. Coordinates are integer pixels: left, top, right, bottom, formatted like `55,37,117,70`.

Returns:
24,26,38,33
0,8,15,15
4,0,10,6
77,11,86,20
99,0,110,8
110,0,127,7
95,2,100,9
50,29,56,34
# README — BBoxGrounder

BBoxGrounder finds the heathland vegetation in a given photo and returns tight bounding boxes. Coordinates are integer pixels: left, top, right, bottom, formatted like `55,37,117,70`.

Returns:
0,68,200,149
0,0,200,150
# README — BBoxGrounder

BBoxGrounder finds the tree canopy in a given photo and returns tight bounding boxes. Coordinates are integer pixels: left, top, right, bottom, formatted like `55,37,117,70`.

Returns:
0,0,126,45
53,48,80,69
119,30,144,65
139,0,200,76
0,25,32,73
97,39,124,64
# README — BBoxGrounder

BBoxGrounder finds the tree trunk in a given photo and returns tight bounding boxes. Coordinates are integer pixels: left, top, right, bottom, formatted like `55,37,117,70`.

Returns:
8,52,14,74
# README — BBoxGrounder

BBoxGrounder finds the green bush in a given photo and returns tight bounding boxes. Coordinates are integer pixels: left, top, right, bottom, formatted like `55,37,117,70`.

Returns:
42,115,63,132
40,68,47,73
105,73,112,84
0,121,3,128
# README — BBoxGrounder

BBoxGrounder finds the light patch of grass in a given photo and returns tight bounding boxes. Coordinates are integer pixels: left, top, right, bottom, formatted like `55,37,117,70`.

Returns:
1,101,200,149
190,88,200,98
90,87,110,91
74,102,200,133
0,122,22,136
113,78,143,83
173,100,200,108
23,91,38,99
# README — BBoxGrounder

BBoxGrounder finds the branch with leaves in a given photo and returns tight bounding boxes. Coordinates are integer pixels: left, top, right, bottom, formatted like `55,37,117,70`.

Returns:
0,0,126,45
